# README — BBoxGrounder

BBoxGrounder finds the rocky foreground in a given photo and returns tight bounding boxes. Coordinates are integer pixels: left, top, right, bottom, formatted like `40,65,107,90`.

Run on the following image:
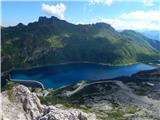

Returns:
1,85,96,120
1,68,160,120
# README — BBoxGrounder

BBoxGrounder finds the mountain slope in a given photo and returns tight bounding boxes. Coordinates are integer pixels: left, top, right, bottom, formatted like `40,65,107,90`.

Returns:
2,16,160,72
121,30,160,52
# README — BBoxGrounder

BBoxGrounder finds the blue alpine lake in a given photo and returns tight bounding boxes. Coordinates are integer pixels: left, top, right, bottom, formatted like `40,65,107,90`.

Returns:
10,63,156,89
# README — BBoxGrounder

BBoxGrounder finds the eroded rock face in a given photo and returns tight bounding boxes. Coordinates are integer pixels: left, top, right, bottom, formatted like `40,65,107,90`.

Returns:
1,85,96,120
12,85,43,120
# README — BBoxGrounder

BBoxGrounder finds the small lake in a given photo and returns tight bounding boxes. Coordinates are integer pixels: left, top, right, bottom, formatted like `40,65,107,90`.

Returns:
10,63,156,89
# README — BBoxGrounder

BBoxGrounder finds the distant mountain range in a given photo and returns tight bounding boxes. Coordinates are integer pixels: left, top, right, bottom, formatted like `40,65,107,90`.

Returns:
2,16,160,72
138,30,160,41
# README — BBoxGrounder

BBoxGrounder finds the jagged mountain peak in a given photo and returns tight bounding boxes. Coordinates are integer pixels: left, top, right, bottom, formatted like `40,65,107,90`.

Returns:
16,23,26,27
38,16,60,23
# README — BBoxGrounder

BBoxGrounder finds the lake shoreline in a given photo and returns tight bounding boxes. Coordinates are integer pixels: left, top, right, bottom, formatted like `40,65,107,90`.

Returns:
10,77,45,90
10,67,158,90
4,59,160,73
9,62,156,89
9,61,140,71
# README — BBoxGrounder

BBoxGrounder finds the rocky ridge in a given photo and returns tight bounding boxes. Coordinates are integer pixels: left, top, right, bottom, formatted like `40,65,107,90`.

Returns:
1,85,96,120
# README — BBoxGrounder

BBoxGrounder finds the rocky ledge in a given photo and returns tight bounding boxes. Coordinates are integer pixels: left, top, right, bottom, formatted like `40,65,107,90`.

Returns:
1,85,96,120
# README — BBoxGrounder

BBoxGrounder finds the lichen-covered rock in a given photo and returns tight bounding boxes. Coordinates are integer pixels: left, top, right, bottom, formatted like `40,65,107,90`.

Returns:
38,106,96,120
1,85,96,120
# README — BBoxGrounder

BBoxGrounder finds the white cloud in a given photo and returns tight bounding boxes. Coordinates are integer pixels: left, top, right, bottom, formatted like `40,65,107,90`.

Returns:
120,10,160,21
142,0,154,6
90,0,113,6
41,3,66,19
89,0,155,6
95,10,160,30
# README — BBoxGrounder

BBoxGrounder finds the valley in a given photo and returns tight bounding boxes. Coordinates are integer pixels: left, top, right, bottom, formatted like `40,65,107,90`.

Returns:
1,1,160,120
1,16,160,120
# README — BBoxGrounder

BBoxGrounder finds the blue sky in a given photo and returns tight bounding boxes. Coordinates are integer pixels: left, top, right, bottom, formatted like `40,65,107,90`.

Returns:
1,0,160,30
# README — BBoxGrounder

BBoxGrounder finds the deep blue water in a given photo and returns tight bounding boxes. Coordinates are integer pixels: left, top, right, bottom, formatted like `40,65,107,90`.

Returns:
10,63,156,89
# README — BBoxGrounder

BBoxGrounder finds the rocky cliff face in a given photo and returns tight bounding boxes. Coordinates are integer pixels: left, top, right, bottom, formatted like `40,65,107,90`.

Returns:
1,85,96,120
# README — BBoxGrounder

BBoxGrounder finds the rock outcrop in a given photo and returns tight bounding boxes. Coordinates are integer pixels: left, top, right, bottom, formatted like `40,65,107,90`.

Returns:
38,106,95,120
1,85,96,120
